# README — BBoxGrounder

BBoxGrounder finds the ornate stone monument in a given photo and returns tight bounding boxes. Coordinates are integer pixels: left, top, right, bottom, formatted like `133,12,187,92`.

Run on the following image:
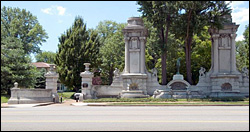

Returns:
197,14,249,97
120,17,150,98
154,58,191,99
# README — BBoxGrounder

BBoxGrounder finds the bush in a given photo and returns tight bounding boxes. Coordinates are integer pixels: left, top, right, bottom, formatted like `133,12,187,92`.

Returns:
210,97,245,102
84,98,178,102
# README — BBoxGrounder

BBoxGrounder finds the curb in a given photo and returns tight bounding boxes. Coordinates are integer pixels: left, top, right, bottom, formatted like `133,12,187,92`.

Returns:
1,102,55,108
71,103,108,106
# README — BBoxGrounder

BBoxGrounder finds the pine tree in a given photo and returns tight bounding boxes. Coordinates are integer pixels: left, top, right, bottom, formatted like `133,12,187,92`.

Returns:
55,16,101,92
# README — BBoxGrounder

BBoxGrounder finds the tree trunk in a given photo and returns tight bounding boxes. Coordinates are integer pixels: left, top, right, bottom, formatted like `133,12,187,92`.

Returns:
161,52,167,85
109,65,113,85
185,35,193,85
161,16,171,85
160,22,167,85
185,10,193,85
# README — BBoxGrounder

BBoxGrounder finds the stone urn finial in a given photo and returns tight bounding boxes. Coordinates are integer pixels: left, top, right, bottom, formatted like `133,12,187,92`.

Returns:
84,63,91,72
14,82,18,88
49,64,55,72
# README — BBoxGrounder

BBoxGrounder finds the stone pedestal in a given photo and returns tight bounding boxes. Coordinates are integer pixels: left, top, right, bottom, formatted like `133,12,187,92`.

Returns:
45,64,59,103
80,63,94,99
120,17,149,98
206,14,245,97
173,74,184,80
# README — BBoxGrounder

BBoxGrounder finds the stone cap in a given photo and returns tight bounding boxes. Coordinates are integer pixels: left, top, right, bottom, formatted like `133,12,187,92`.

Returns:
124,17,145,30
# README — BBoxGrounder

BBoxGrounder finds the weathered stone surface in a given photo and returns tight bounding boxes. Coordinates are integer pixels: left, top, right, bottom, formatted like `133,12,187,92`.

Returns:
8,88,53,104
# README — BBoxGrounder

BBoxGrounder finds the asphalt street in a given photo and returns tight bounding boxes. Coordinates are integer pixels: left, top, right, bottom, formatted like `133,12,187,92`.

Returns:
1,105,249,131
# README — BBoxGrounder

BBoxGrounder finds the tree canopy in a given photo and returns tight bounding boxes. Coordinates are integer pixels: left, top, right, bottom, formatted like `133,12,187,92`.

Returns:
1,6,48,55
96,20,126,84
1,6,47,94
55,16,101,92
35,51,56,64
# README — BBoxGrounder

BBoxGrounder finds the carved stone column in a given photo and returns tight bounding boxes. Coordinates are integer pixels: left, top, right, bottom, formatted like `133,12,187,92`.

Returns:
80,63,94,99
212,34,220,75
45,64,59,103
140,37,146,74
124,37,130,73
230,33,237,73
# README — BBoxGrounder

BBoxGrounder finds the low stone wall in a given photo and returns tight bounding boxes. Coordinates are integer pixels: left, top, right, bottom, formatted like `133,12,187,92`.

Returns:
93,85,122,98
8,88,53,104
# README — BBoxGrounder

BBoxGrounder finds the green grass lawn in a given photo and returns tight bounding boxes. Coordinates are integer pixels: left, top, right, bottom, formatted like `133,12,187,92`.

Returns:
58,92,75,101
1,95,10,103
83,97,249,106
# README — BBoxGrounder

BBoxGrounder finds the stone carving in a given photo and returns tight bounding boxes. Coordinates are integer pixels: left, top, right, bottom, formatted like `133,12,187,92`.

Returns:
130,37,139,49
176,58,181,74
170,82,187,91
221,83,232,92
126,83,130,91
199,67,206,77
151,68,157,77
113,68,120,78
219,34,230,48
242,67,249,78
129,83,139,90
153,89,161,98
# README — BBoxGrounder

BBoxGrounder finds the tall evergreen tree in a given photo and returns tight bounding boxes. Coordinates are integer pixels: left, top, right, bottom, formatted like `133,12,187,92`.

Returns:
55,16,101,92
1,36,39,94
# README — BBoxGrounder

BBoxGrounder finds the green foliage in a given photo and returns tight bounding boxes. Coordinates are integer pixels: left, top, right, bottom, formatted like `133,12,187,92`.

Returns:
1,94,10,103
35,51,56,64
59,92,75,99
236,25,249,71
137,1,180,85
84,98,178,103
1,6,48,54
172,1,231,84
1,6,47,94
96,21,126,84
210,97,245,102
34,68,46,89
1,36,39,94
55,16,101,92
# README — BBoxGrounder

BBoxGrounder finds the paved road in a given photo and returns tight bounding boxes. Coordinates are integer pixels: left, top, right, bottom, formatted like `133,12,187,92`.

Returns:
1,105,249,131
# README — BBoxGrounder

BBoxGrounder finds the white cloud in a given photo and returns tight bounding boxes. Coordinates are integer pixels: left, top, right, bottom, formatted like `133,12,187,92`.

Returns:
232,7,249,24
41,5,66,16
226,1,249,24
56,6,66,16
41,8,53,15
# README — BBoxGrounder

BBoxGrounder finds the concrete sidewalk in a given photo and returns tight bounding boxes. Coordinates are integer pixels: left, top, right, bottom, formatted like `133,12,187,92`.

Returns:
1,102,54,108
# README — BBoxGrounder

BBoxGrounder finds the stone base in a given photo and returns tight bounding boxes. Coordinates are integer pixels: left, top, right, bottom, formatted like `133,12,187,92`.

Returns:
8,97,53,104
173,74,184,80
209,92,244,98
120,90,149,98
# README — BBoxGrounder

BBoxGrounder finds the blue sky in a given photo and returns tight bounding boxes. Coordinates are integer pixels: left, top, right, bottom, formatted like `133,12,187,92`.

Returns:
1,1,249,62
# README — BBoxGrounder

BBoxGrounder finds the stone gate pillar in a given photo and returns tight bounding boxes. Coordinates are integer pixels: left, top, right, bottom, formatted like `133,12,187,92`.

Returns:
45,64,59,102
208,14,241,96
120,17,149,98
80,63,94,99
